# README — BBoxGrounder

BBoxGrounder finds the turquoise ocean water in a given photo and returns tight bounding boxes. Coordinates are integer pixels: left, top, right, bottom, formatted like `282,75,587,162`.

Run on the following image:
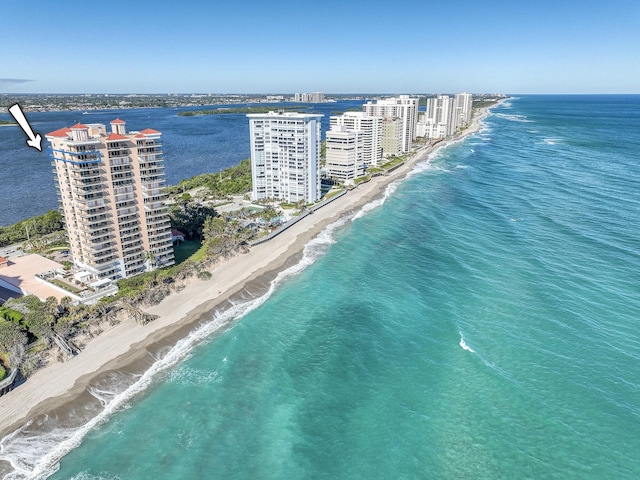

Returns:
2,96,640,479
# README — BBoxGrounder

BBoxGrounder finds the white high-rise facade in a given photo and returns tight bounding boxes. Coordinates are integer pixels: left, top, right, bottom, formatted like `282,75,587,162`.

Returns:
424,95,455,139
325,126,363,184
380,117,403,157
363,95,419,153
248,111,323,203
293,92,325,103
330,112,382,167
454,93,473,129
46,120,174,280
424,93,474,139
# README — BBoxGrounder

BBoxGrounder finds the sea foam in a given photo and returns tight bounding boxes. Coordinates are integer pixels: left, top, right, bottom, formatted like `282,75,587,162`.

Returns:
0,215,352,480
459,332,475,353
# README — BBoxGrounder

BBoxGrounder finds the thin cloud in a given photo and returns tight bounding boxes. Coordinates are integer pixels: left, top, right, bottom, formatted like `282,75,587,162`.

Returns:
0,78,35,88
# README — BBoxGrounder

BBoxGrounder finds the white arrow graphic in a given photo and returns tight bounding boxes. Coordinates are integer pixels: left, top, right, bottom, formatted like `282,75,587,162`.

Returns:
8,103,42,151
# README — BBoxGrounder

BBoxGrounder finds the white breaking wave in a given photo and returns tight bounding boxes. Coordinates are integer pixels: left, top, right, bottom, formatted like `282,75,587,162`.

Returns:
0,216,352,480
459,332,475,353
495,113,533,123
352,180,399,220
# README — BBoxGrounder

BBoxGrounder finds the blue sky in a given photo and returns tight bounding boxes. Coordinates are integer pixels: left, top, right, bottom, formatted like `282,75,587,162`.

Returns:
1,0,638,94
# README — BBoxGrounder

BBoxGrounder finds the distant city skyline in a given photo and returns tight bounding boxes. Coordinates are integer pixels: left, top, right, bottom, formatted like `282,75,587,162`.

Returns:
2,0,639,94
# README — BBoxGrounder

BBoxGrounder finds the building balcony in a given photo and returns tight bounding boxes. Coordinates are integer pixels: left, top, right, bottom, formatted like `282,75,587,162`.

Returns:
123,251,144,262
139,167,165,177
146,219,170,230
116,206,137,218
89,248,116,262
148,230,171,241
114,193,136,204
144,201,164,212
91,259,118,271
108,155,130,167
82,226,110,237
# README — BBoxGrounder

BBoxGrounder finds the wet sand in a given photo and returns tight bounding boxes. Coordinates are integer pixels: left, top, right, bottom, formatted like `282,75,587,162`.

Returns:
0,106,494,439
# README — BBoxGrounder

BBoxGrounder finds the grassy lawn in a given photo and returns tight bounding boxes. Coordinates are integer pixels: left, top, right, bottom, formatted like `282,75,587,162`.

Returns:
173,240,203,264
381,157,405,170
50,278,82,294
323,188,345,200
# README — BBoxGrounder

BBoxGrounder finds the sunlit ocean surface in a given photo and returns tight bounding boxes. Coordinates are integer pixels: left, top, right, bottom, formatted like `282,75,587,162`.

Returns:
1,96,639,479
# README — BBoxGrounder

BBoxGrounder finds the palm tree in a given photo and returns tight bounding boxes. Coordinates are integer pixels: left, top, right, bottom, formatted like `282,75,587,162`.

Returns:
143,250,157,271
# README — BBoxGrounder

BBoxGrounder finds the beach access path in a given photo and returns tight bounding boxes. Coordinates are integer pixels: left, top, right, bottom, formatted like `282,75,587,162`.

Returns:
0,106,494,438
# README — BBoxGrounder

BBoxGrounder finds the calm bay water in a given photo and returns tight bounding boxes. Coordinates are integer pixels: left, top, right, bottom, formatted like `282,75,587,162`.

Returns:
1,96,640,479
0,101,364,226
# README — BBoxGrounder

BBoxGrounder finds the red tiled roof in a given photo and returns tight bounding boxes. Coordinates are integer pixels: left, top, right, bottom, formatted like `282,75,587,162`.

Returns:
46,127,72,138
70,123,88,129
106,133,127,141
110,118,126,124
135,134,146,138
140,128,161,135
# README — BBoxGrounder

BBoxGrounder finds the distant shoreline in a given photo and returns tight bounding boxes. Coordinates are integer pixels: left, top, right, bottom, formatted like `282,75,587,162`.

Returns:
0,102,501,442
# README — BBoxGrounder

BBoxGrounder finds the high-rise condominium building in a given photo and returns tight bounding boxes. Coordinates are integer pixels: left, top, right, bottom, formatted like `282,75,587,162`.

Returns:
424,95,455,139
330,112,382,167
363,95,419,153
424,93,474,139
293,92,325,103
325,125,363,184
380,117,403,157
453,93,473,129
248,111,323,203
46,120,174,280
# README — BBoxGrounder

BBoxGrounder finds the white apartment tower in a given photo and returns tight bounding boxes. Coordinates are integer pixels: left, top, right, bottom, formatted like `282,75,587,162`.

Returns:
363,95,419,153
380,117,403,157
325,125,363,184
454,93,473,129
248,111,323,203
424,93,474,139
425,95,455,138
46,120,174,280
330,112,382,167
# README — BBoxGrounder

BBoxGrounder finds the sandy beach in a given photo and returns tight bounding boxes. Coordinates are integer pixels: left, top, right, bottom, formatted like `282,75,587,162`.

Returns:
0,106,494,439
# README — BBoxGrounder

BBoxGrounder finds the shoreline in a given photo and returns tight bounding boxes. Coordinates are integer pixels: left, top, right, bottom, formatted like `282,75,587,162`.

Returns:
0,104,496,440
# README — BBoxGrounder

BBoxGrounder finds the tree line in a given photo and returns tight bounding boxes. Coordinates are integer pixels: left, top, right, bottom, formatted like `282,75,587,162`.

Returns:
0,211,64,249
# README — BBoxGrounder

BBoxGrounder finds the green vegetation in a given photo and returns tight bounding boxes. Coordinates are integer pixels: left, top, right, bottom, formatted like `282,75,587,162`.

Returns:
168,203,218,240
0,155,260,380
173,240,203,264
324,188,345,200
0,120,16,126
197,270,212,280
380,156,406,170
330,107,362,115
178,106,309,117
49,278,82,294
0,210,64,248
472,99,500,109
0,306,23,323
166,159,252,199
0,365,6,381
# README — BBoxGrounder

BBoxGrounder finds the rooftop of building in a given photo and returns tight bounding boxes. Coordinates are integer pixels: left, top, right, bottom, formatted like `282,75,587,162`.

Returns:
0,254,67,301
45,121,161,140
246,111,324,118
